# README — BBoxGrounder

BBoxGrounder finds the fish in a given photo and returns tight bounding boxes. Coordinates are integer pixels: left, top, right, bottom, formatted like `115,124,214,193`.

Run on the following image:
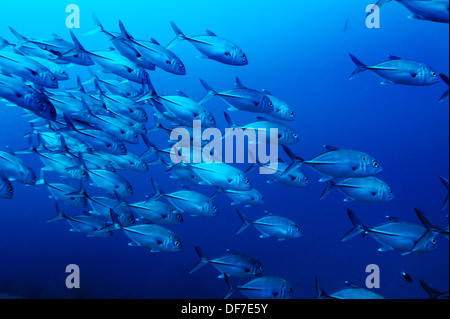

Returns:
341,208,447,254
246,159,309,188
282,145,383,181
261,89,295,121
168,22,248,66
216,188,264,207
9,27,94,66
99,151,148,172
236,210,302,240
86,194,135,226
401,271,413,283
85,167,133,198
151,179,218,217
0,150,37,185
0,51,58,88
223,112,299,145
63,115,128,155
43,178,87,208
349,54,440,86
439,73,449,102
199,77,274,114
48,203,112,238
138,77,216,128
224,274,293,299
87,70,143,99
0,35,60,60
128,199,183,225
440,176,449,210
89,50,150,83
88,16,156,71
419,280,450,299
109,210,182,253
320,177,394,203
0,73,56,120
0,173,13,199
185,162,252,191
372,0,449,23
190,246,264,278
315,277,384,299
24,55,69,80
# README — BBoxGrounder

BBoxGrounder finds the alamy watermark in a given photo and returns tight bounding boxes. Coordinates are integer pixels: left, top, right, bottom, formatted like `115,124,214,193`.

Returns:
65,4,80,29
366,4,380,29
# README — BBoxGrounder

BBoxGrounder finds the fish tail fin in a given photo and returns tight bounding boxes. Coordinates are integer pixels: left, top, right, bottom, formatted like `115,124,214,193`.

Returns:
439,74,449,102
235,209,252,235
150,178,164,201
139,133,159,161
341,208,367,241
189,246,210,274
419,280,443,299
414,208,446,239
348,54,368,80
223,274,237,299
84,13,106,36
245,162,260,174
0,36,12,49
319,180,335,200
282,145,305,164
47,202,66,222
198,78,217,104
69,30,86,52
118,20,133,40
136,76,157,102
166,21,186,49
314,277,328,299
223,112,237,128
8,26,27,48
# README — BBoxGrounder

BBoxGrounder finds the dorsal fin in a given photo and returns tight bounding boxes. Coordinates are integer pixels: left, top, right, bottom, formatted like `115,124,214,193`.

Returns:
324,145,339,151
205,29,217,36
235,77,246,89
261,89,273,95
387,55,402,60
176,90,189,98
149,38,160,45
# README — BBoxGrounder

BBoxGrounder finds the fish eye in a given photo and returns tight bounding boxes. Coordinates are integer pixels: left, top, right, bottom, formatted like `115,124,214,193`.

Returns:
181,65,185,69
177,215,182,220
8,188,13,193
121,146,126,151
432,239,436,244
165,60,171,64
289,288,293,293
175,241,180,246
241,53,246,58
296,227,300,232
261,196,264,200
245,179,250,184
37,100,42,105
305,177,308,182
82,172,87,176
144,72,148,77
106,144,112,148
73,54,79,58
128,188,133,193
213,206,217,211
373,161,378,167
389,189,393,194
293,133,298,138
32,176,36,180
224,52,231,56
432,72,437,76
52,77,56,82
260,266,264,271
62,71,66,74
269,102,273,107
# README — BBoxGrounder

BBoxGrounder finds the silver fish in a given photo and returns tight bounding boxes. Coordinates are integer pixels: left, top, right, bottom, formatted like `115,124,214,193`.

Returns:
128,199,183,225
283,145,382,181
341,208,447,254
48,203,112,238
190,246,264,278
224,274,293,299
372,0,449,23
236,210,302,240
199,77,274,114
0,150,36,185
321,176,394,203
349,54,440,86
169,22,248,66
315,277,384,299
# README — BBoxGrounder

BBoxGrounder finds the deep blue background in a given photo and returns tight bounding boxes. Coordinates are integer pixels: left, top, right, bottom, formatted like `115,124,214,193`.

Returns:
0,0,448,299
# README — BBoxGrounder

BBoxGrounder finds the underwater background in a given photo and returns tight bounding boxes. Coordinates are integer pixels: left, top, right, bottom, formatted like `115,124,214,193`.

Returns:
0,0,448,299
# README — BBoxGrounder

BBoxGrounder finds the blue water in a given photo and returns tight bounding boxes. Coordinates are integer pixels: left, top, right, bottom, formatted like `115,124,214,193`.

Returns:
0,0,448,299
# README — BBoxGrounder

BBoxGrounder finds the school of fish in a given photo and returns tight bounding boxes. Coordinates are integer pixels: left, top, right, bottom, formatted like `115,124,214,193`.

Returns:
0,5,448,299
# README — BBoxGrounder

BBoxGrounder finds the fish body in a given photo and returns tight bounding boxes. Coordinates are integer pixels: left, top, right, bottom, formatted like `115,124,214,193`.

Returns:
0,150,36,185
169,22,248,66
236,210,302,240
120,223,182,252
0,174,13,199
188,162,252,190
129,200,183,225
321,176,394,203
374,0,449,23
224,275,293,299
190,246,264,278
349,54,440,86
199,78,274,114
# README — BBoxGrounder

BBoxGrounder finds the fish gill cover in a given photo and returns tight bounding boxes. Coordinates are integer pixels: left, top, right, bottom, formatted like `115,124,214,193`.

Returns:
0,0,448,300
